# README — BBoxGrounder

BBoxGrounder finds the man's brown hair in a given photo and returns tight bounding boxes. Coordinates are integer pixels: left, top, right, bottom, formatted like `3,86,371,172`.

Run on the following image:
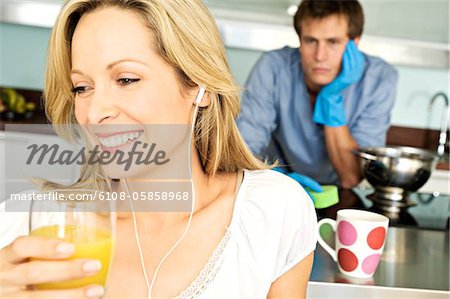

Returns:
294,0,364,39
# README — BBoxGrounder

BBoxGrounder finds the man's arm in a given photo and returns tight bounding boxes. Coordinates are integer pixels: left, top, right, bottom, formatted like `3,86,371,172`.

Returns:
324,126,361,188
236,52,280,156
351,67,399,149
324,65,398,189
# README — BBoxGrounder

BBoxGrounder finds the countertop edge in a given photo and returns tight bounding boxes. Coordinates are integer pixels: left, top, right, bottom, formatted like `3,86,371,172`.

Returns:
307,281,450,298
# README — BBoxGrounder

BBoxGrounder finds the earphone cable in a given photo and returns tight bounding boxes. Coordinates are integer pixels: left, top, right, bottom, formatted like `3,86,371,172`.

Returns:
123,86,204,299
124,179,152,299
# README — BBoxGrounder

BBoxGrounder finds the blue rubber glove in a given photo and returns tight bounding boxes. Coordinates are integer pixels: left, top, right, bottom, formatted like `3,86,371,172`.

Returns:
313,40,365,127
273,167,323,200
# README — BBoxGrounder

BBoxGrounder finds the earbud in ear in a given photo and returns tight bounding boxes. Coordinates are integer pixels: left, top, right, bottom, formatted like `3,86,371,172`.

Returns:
195,86,206,106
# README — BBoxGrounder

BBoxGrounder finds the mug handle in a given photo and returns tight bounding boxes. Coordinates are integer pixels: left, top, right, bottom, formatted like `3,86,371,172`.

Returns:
317,218,337,262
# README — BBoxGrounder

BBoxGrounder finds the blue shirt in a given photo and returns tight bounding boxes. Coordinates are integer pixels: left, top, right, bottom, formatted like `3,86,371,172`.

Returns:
236,47,398,185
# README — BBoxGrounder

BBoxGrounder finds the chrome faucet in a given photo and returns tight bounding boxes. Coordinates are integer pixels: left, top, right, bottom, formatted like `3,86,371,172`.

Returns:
429,92,449,156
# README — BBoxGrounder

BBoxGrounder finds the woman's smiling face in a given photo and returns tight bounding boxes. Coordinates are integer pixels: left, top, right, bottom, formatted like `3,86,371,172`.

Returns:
71,7,193,127
70,7,195,178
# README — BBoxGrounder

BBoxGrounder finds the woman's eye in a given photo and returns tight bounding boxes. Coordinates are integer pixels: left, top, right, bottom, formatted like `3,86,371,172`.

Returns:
71,86,88,95
117,78,140,86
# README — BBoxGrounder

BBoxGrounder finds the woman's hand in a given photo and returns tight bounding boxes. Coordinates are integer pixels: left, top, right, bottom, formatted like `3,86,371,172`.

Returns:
0,236,104,298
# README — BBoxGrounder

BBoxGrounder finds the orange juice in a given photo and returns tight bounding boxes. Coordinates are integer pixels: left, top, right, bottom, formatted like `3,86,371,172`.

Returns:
30,225,114,289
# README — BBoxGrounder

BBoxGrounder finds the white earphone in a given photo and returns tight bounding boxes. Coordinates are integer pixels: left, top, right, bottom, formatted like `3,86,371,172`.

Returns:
195,86,206,105
124,85,206,299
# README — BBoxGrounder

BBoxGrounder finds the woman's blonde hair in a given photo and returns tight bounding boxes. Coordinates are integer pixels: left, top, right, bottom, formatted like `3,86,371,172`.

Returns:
43,0,268,189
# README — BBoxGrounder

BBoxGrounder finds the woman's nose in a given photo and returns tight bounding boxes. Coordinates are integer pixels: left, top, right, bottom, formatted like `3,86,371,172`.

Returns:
87,90,119,124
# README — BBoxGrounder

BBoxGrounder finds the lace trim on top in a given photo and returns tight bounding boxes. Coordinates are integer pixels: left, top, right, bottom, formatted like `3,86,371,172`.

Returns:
173,229,231,299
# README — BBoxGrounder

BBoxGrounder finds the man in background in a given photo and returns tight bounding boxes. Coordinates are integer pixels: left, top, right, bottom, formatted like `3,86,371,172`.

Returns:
237,0,398,192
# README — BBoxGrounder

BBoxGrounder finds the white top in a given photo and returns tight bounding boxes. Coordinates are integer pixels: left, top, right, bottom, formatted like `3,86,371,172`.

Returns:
0,169,318,298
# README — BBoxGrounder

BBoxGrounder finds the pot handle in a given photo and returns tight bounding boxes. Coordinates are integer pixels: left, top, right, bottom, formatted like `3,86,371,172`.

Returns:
352,149,377,161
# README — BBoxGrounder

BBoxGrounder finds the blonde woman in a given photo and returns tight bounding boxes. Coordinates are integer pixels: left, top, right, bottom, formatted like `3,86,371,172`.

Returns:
0,1,317,298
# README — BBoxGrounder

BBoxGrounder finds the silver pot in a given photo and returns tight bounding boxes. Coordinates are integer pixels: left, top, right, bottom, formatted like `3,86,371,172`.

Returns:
353,146,439,194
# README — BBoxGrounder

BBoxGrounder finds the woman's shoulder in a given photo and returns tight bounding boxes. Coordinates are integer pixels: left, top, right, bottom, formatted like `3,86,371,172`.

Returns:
233,169,316,233
241,169,310,207
229,169,317,282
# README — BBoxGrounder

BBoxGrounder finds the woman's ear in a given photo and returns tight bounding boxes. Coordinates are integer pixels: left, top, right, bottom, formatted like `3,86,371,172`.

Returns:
193,87,210,108
198,92,211,107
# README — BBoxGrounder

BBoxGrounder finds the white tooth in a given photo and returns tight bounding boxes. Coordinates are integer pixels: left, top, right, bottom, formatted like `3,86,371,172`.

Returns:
108,137,115,146
108,138,116,147
107,138,115,147
121,134,128,144
114,136,122,146
101,132,140,148
103,138,110,147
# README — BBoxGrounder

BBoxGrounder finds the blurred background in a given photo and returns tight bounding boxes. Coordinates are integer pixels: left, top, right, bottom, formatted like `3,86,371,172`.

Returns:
0,0,448,131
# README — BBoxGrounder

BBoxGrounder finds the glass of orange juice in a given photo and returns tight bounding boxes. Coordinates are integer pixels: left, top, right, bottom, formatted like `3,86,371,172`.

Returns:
29,189,116,291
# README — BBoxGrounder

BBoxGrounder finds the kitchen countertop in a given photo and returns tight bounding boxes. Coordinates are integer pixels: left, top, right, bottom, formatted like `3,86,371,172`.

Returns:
306,281,449,299
0,117,53,135
311,187,449,296
310,226,449,292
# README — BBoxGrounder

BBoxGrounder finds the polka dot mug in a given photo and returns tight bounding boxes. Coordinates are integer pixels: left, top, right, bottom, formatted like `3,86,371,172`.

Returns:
317,209,389,278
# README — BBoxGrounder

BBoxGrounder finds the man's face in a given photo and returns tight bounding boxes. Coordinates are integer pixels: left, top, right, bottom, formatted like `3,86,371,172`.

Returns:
299,14,350,92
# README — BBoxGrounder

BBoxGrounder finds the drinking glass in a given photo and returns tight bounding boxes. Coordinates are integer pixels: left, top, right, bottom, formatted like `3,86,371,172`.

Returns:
29,189,116,290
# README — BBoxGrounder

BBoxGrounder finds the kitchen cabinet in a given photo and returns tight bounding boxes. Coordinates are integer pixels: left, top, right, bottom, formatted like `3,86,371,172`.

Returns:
362,1,448,44
1,0,448,69
3,0,446,45
205,0,449,69
205,0,449,44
